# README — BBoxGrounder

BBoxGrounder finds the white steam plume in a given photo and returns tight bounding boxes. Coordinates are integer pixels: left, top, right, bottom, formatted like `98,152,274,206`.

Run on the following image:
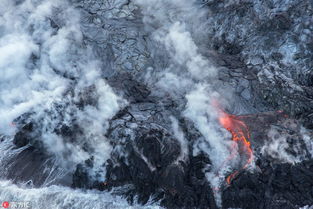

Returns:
261,125,311,164
135,0,236,199
170,116,188,162
0,0,127,179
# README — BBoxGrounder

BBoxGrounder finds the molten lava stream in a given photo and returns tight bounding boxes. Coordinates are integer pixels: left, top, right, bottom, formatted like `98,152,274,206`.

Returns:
217,107,253,184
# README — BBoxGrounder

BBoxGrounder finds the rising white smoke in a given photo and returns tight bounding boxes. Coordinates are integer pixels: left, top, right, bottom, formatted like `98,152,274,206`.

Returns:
261,124,311,164
135,0,237,200
170,116,188,162
0,0,127,179
301,127,313,157
261,127,302,164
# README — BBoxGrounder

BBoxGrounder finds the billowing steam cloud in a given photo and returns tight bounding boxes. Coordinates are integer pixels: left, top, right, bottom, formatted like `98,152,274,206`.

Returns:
0,0,127,179
261,123,312,164
261,127,303,164
135,0,237,198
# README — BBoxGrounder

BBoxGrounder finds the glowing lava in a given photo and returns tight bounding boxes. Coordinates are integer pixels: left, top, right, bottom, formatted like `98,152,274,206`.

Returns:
215,104,253,184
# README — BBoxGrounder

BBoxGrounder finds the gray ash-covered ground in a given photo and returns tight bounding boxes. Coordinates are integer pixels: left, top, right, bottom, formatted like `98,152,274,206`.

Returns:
1,0,313,209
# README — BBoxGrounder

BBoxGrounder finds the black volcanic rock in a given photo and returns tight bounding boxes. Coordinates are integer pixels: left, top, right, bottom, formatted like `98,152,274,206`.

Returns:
14,71,309,209
4,1,313,209
70,73,219,208
13,122,36,148
222,159,313,209
204,0,313,129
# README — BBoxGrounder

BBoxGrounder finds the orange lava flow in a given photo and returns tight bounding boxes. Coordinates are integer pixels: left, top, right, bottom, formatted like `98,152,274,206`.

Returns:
226,171,239,185
215,105,253,184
